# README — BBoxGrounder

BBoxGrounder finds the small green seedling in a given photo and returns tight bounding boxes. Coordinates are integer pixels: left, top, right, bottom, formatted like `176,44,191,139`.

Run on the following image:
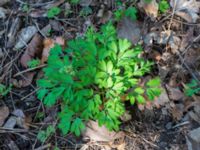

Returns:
185,79,200,97
159,0,170,13
27,59,40,68
37,125,55,143
47,7,61,18
114,7,138,21
22,4,30,12
0,84,12,97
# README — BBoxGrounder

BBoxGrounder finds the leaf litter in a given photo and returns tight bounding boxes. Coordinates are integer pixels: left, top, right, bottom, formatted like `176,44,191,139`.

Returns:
0,0,200,149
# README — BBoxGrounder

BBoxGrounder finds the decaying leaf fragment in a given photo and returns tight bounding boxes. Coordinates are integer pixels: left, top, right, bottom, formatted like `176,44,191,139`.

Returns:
82,120,125,142
41,37,65,64
138,0,158,20
170,0,200,23
20,34,43,68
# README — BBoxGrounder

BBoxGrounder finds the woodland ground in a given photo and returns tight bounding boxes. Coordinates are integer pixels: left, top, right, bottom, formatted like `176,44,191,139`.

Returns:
0,0,200,150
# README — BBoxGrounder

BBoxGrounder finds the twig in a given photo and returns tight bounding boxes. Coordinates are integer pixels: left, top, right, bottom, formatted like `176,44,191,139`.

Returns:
34,144,51,150
13,64,46,77
172,121,190,129
178,53,200,83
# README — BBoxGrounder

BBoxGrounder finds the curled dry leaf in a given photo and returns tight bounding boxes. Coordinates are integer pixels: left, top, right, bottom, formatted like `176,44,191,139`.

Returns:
170,0,200,23
20,34,43,68
16,34,43,87
82,120,125,142
138,0,158,20
41,37,65,64
0,106,9,126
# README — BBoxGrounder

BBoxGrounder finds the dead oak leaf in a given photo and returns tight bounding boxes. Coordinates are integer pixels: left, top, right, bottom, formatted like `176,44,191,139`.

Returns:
170,0,200,23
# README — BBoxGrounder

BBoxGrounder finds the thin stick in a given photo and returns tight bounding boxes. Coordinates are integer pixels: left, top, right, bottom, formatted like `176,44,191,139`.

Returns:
13,64,46,77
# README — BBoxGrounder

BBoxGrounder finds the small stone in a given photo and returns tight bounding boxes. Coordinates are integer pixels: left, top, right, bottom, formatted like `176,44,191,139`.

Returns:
12,109,25,118
186,127,200,150
3,116,17,129
165,122,172,130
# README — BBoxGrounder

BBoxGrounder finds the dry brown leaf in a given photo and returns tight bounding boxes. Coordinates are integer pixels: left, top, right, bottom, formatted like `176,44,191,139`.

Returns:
166,84,184,101
20,34,43,68
171,104,184,120
41,37,65,64
117,18,141,45
0,106,9,126
170,0,200,23
82,120,125,142
138,0,158,20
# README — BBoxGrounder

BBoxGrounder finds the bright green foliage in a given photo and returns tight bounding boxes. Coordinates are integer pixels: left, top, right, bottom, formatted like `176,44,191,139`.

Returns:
159,0,170,13
185,79,200,97
114,7,137,21
0,84,11,97
47,7,61,18
37,125,55,143
124,7,138,21
37,23,161,136
27,59,40,68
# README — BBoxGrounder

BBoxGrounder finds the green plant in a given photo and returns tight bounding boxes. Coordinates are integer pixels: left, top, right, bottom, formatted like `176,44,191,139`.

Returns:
185,79,200,97
37,23,161,136
37,125,55,143
27,59,40,68
159,0,170,13
0,84,12,97
114,7,138,21
22,4,30,12
47,7,61,18
70,0,79,5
